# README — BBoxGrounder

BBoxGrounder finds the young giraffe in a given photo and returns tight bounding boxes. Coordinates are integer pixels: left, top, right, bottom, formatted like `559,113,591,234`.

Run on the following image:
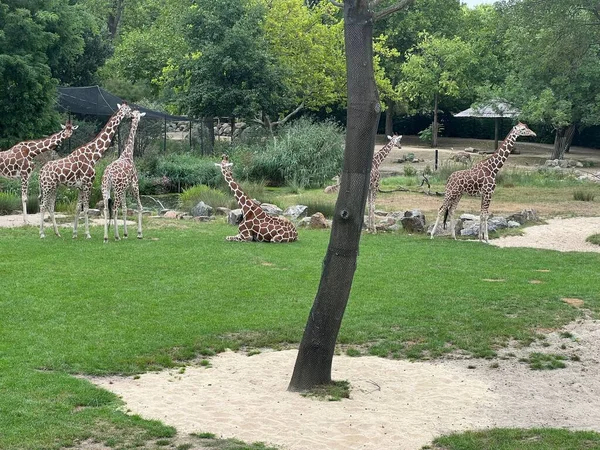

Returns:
101,110,146,243
367,134,402,232
39,103,133,239
0,122,77,224
430,122,536,243
216,154,298,242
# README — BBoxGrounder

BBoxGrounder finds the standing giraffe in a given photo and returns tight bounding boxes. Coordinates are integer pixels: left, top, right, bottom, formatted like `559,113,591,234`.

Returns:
367,134,402,232
216,154,298,242
0,122,77,224
101,110,146,243
39,103,133,239
430,122,536,243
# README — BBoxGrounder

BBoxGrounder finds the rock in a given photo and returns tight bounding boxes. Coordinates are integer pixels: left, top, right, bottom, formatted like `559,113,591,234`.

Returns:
228,209,243,225
163,210,185,219
283,205,308,220
488,216,508,230
260,203,283,216
507,220,521,228
545,159,559,167
87,208,101,217
400,209,426,233
460,213,479,221
309,212,329,229
506,209,537,225
215,207,231,216
450,152,472,163
191,201,213,217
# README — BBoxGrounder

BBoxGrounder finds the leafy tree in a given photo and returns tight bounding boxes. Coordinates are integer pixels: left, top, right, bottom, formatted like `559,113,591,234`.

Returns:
0,2,59,147
399,32,475,146
499,0,600,159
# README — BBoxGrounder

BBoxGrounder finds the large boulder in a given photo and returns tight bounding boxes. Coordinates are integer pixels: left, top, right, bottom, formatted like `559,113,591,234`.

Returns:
191,201,213,217
506,209,537,225
400,209,426,233
228,209,243,225
283,205,308,220
260,203,283,216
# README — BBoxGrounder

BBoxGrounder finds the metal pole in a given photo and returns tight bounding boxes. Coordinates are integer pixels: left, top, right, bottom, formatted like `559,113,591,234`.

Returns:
189,119,193,152
163,117,167,153
494,117,499,150
435,149,438,171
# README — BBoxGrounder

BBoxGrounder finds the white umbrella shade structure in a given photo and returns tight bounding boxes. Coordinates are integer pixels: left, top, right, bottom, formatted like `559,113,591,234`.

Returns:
454,101,520,150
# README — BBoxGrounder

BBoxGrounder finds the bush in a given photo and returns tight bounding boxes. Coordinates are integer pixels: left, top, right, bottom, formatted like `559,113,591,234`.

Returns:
0,192,22,215
232,117,345,188
155,154,222,192
179,185,236,212
573,189,596,201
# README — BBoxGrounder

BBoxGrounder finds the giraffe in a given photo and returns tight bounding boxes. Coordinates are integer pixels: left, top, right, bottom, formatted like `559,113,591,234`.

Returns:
0,122,77,224
430,122,536,243
101,110,146,243
216,154,298,242
367,134,402,232
39,103,133,239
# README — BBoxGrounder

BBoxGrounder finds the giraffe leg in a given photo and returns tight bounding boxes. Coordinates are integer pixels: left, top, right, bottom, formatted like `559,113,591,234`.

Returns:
20,177,29,225
81,187,92,239
121,194,128,239
480,193,492,243
226,222,253,241
430,206,446,239
39,192,47,239
448,202,460,240
73,190,83,239
103,195,111,243
132,187,143,239
48,191,61,238
367,188,376,233
112,196,120,241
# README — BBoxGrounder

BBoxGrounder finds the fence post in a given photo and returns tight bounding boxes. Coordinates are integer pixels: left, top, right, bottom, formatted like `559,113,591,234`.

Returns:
435,149,438,171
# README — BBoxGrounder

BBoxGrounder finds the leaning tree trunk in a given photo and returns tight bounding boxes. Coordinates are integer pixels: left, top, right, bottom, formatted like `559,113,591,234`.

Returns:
288,0,381,391
385,99,395,136
551,124,576,160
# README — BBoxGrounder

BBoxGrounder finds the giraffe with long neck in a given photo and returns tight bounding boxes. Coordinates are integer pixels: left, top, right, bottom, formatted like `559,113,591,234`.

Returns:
216,154,297,242
430,122,536,243
39,103,133,239
101,110,146,243
0,122,77,224
367,134,402,232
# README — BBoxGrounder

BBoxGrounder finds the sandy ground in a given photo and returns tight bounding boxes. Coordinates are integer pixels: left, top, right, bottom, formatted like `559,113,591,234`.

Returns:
2,212,600,449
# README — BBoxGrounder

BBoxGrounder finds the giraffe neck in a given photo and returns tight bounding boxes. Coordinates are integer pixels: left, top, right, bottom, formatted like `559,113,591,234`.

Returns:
119,116,141,161
372,139,395,170
221,167,254,215
27,129,71,158
77,110,127,164
481,127,519,174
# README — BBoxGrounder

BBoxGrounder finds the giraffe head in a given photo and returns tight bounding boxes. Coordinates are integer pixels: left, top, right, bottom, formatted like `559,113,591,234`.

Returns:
132,110,146,121
513,122,536,137
60,121,78,138
116,102,134,120
215,153,233,170
387,134,403,149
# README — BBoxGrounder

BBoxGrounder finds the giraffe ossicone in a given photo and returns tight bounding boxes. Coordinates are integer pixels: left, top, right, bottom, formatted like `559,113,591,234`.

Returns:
367,133,402,233
218,154,298,243
0,122,77,224
101,110,146,243
39,103,133,239
430,122,536,243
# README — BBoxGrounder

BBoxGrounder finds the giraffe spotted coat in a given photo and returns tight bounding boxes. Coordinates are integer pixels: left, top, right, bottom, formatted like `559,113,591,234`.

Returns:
430,122,536,243
217,154,297,243
0,123,76,224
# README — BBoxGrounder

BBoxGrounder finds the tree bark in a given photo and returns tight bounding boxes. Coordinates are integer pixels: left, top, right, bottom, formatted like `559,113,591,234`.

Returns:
202,117,215,155
288,0,382,392
432,92,439,148
551,124,576,160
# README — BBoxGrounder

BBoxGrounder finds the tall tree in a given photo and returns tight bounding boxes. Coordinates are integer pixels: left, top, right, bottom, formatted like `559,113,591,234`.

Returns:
288,0,414,392
399,32,475,147
500,0,600,159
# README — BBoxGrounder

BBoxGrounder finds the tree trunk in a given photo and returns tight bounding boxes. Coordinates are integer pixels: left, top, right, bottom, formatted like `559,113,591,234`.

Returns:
203,117,215,155
288,0,381,392
551,124,576,160
385,99,395,136
431,92,439,148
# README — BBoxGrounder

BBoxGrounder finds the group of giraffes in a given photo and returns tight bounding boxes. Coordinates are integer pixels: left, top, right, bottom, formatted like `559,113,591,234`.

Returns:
1,103,535,244
364,121,536,242
0,103,146,242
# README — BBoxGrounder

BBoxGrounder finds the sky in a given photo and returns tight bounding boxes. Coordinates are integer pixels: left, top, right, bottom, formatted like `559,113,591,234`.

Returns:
461,0,496,7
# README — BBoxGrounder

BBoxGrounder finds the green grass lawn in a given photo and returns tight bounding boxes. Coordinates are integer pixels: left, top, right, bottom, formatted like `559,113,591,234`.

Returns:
1,220,600,449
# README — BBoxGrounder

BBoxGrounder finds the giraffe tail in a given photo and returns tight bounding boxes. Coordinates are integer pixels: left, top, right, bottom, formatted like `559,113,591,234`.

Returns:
108,197,114,221
442,207,449,230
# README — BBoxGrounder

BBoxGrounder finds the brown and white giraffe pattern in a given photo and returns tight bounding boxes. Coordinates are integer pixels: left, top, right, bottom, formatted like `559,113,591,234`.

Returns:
39,103,133,239
0,123,77,224
101,110,146,243
430,122,537,243
217,155,298,243
367,134,402,232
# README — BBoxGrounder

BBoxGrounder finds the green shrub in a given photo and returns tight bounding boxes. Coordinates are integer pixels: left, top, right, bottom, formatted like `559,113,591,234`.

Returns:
403,165,417,177
0,192,22,215
586,234,600,246
156,154,222,192
232,117,344,188
573,189,596,201
292,192,336,218
179,185,236,212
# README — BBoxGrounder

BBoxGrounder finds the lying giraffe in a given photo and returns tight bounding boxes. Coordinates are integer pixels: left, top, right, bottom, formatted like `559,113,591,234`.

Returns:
430,122,536,243
0,122,77,224
216,154,297,242
39,103,133,239
367,134,402,232
101,110,146,243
